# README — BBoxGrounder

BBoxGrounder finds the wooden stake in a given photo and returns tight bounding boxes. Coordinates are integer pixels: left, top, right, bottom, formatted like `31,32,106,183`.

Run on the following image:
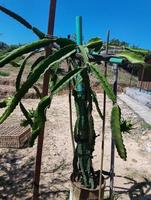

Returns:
33,1,57,199
99,30,110,200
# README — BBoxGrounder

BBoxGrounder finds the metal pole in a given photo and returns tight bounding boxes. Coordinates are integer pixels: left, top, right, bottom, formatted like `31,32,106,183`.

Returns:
76,16,83,45
99,30,110,200
67,34,75,154
109,63,118,199
33,1,57,199
129,65,134,87
68,68,75,153
139,65,144,92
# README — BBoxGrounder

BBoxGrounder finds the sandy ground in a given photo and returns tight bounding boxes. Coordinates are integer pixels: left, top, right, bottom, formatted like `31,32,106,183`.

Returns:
0,93,151,200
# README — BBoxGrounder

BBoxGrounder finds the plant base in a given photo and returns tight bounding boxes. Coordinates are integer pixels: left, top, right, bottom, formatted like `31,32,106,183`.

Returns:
69,178,105,200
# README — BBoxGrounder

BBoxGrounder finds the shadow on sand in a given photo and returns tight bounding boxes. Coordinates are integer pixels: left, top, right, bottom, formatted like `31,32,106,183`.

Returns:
0,149,70,200
108,175,151,200
1,151,151,200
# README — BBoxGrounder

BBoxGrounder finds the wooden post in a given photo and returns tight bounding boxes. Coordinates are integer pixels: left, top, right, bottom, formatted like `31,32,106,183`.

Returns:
139,65,145,92
129,65,134,87
33,1,57,199
99,30,110,200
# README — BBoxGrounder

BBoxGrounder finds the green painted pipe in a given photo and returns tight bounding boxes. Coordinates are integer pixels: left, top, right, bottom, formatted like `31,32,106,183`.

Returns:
76,16,83,45
75,16,84,92
109,57,124,64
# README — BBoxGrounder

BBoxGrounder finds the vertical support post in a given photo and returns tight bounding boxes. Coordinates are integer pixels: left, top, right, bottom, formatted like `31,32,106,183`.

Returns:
99,30,110,200
33,1,57,199
76,16,83,45
75,16,84,94
129,64,134,88
139,65,144,92
109,63,118,199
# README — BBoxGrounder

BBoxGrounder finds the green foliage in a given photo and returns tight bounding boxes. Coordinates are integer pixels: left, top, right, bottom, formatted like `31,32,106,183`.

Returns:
120,119,133,133
29,96,51,147
0,41,9,49
0,5,45,39
16,52,36,90
117,50,144,63
20,102,33,126
91,90,103,120
51,68,83,94
0,44,76,124
90,64,116,103
87,37,103,52
125,47,150,57
109,38,129,47
0,38,56,67
0,6,130,191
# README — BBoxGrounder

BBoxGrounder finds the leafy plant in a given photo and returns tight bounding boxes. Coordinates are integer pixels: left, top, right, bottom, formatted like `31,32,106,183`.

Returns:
0,5,130,191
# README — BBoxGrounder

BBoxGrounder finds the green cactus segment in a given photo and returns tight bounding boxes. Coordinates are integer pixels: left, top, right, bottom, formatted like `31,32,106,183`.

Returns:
78,46,89,63
29,96,51,147
77,143,92,188
0,38,56,67
111,104,127,161
27,56,45,79
16,52,36,91
0,45,76,124
51,68,83,94
20,102,33,126
32,27,46,39
32,85,42,99
91,90,103,120
0,5,46,39
116,51,144,63
0,5,32,29
87,37,103,52
56,38,76,47
125,47,149,56
73,68,96,189
90,64,116,103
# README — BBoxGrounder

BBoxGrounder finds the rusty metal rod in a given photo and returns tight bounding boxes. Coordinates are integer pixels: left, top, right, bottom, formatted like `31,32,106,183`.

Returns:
99,30,110,200
68,70,75,154
109,63,118,199
33,1,57,199
67,34,75,154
